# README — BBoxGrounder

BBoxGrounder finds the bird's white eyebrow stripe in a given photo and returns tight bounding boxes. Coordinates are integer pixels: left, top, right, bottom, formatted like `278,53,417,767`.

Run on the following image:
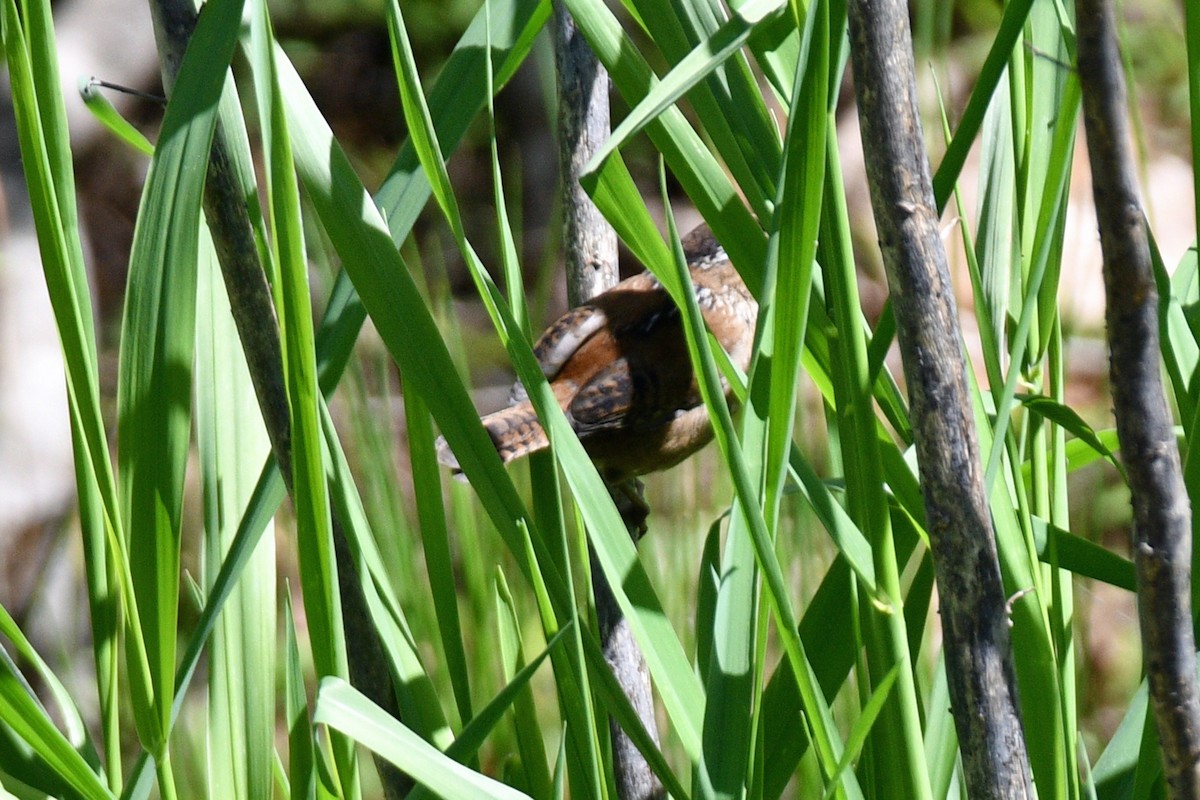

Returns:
539,308,607,377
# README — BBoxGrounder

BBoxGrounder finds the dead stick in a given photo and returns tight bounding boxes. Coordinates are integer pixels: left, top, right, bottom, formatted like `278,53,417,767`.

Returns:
552,4,664,798
1076,0,1200,794
844,0,1034,795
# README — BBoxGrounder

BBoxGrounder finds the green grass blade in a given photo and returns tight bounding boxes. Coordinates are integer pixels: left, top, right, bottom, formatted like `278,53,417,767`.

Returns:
666,194,851,791
697,1,831,794
318,395,454,748
1092,679,1158,799
23,0,86,252
981,74,1081,491
407,391,475,730
819,665,900,800
195,224,276,800
1017,394,1127,483
314,679,535,800
494,570,554,799
0,595,102,789
1029,518,1136,592
442,625,566,765
587,0,786,174
732,0,801,100
694,518,723,682
1154,234,1199,425
78,78,156,155
115,0,245,764
931,0,1035,209
0,635,110,800
786,451,875,590
405,623,576,800
1019,2,1074,359
763,0,826,525
922,657,959,800
250,0,325,605
1017,427,1124,480
372,0,550,240
2,0,125,784
626,0,784,218
756,494,928,792
0,580,96,770
283,591,317,800
696,498,759,800
959,69,1015,402
119,462,287,800
249,11,358,796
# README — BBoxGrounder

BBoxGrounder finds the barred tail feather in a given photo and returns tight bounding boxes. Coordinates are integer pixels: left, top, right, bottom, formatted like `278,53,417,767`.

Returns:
482,403,549,463
435,402,550,476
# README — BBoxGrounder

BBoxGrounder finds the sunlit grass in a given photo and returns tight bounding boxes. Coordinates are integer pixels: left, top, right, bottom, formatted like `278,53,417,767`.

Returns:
0,0,1194,797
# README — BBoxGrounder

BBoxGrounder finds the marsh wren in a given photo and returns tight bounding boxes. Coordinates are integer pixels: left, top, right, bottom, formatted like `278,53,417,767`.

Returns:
438,224,757,484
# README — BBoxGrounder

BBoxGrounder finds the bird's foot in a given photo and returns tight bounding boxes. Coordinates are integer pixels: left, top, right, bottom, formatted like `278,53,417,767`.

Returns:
609,478,649,540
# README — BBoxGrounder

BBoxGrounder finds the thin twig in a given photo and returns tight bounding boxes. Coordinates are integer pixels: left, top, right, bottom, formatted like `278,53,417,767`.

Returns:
844,0,1033,796
83,78,167,105
552,4,663,798
1075,1,1200,794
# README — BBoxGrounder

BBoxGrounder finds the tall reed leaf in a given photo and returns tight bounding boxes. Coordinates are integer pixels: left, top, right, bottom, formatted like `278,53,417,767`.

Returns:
0,609,109,799
250,6,361,794
195,228,276,800
115,0,243,785
627,0,784,218
2,0,124,782
314,679,533,800
588,0,786,173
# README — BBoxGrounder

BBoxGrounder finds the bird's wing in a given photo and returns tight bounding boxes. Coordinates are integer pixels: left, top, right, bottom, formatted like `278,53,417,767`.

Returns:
566,356,650,433
567,346,700,435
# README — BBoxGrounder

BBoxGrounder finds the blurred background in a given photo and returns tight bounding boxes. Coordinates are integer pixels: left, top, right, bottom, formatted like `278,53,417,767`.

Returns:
0,0,1194,780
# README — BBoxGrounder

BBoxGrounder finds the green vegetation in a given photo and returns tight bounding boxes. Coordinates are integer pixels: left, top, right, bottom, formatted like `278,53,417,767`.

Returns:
0,0,1196,797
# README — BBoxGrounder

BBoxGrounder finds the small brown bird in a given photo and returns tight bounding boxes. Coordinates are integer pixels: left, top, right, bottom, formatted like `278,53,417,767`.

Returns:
438,224,757,483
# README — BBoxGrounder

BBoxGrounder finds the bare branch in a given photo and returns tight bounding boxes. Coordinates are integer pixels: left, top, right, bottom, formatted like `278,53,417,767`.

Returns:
554,4,619,309
552,4,662,798
844,0,1033,796
1075,1,1200,794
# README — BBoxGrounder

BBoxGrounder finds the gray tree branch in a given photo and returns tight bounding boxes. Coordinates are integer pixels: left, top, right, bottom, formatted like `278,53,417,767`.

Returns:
844,0,1033,796
552,4,663,798
554,4,619,310
1075,1,1200,794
